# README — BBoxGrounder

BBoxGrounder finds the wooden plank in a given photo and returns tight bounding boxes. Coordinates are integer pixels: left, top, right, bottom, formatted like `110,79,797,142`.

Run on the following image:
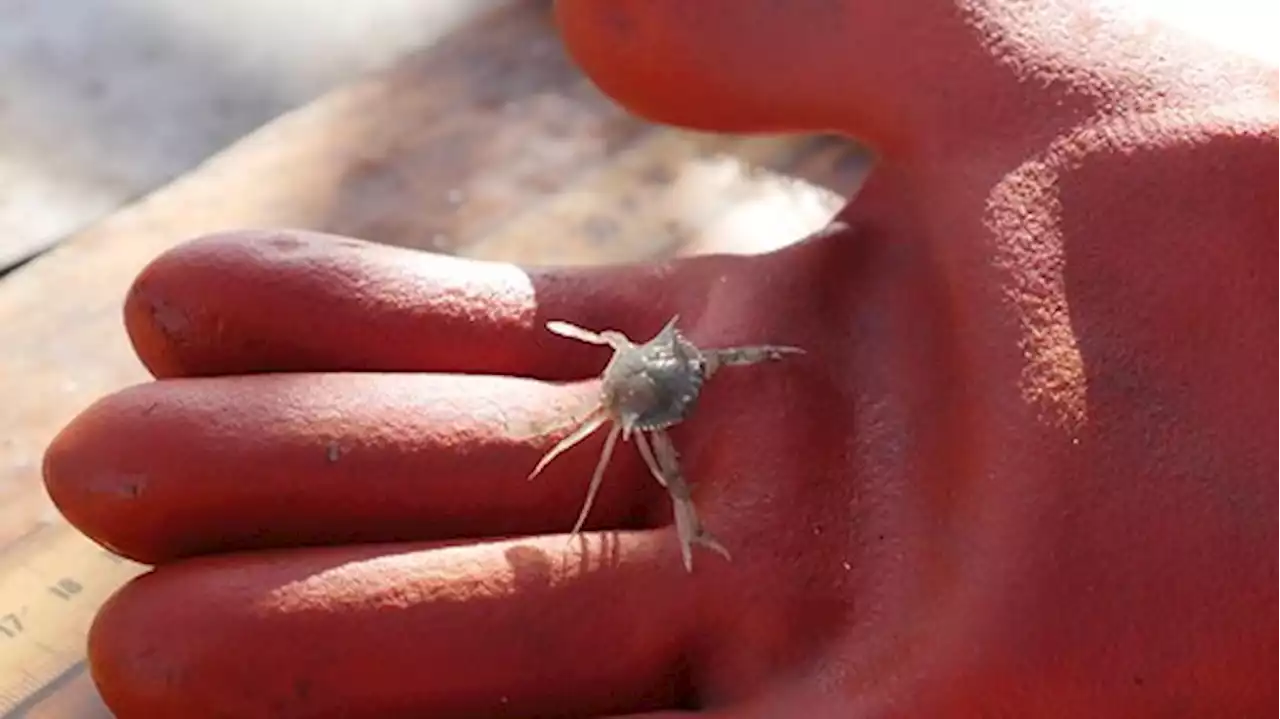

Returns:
0,0,871,714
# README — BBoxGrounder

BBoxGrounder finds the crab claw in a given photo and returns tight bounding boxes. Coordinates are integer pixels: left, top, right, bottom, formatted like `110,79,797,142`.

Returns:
546,320,610,345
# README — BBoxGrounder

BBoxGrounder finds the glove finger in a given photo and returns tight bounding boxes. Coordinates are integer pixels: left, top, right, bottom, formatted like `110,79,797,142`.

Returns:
124,229,710,380
44,372,663,565
554,0,929,150
88,533,697,719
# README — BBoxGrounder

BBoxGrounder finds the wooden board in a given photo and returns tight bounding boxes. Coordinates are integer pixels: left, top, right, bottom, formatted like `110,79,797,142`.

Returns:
0,2,871,716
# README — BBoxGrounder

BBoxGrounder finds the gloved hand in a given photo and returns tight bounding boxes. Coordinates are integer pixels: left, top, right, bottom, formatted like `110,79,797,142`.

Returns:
43,0,1277,717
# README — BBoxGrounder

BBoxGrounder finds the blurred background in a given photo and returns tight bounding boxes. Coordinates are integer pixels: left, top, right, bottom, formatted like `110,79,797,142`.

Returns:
1,0,504,272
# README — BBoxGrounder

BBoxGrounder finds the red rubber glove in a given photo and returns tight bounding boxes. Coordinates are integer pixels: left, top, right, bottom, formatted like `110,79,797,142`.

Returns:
44,1,1277,717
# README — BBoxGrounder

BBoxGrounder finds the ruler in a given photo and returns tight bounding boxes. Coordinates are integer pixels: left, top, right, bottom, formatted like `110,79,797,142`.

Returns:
0,521,144,716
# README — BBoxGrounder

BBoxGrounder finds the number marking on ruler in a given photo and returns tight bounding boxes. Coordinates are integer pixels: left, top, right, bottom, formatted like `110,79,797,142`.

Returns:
0,522,145,714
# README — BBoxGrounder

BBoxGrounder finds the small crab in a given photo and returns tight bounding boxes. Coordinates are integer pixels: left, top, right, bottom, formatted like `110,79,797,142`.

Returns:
523,315,803,571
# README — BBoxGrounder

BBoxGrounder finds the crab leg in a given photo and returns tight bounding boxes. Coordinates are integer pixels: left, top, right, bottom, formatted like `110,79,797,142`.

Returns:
527,407,608,480
649,429,731,571
632,430,669,488
569,422,622,536
704,344,805,377
506,395,600,441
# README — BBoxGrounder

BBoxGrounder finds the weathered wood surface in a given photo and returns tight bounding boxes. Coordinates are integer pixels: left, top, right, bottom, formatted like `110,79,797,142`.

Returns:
0,2,870,715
